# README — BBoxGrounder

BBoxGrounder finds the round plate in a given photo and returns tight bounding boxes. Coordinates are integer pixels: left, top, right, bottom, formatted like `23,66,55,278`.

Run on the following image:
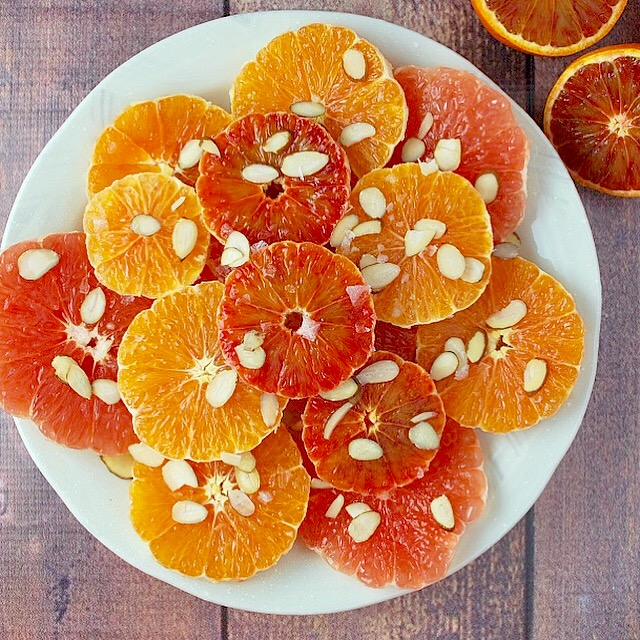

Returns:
1,10,601,614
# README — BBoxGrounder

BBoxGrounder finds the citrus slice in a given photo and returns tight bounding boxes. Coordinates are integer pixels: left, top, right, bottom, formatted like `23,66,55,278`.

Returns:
88,94,232,197
118,281,287,461
470,0,628,56
196,112,350,245
299,418,487,588
416,256,585,433
374,322,418,362
84,173,210,298
218,241,376,398
230,23,408,177
0,232,150,453
336,165,493,326
130,427,310,581
544,45,640,197
391,66,530,242
303,351,445,494
197,239,232,284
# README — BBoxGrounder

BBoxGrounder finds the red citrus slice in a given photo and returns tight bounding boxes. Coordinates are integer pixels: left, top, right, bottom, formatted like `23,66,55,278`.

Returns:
218,241,376,398
197,239,232,284
0,232,150,453
300,418,487,589
374,322,418,362
196,112,351,245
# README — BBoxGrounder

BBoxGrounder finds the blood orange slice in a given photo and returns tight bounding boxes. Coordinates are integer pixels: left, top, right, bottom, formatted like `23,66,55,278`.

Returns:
303,351,445,494
416,256,585,433
196,112,350,245
391,66,530,243
0,232,150,454
131,427,310,581
374,322,418,362
218,241,375,398
197,239,232,284
300,418,487,589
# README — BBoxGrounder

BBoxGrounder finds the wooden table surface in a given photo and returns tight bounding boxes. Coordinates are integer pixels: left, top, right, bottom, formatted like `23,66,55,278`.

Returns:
1,1,638,638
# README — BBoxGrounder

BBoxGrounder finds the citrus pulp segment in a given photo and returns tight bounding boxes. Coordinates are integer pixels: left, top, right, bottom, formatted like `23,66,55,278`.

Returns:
118,281,286,461
130,427,310,581
544,45,640,197
303,351,445,494
374,322,418,362
300,418,487,588
218,241,376,398
392,66,530,242
0,232,150,454
84,173,210,298
196,112,350,245
416,257,585,433
87,94,232,197
230,23,408,177
337,165,493,326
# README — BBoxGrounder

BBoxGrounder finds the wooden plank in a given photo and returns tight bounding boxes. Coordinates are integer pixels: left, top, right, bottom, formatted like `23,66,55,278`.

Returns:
531,5,640,639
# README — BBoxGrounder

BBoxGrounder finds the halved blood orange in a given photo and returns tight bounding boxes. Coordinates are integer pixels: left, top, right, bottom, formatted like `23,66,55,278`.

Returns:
230,23,407,177
336,165,493,326
544,45,640,197
391,66,530,243
416,256,585,433
374,322,418,362
218,241,375,398
84,173,210,298
470,0,628,56
196,112,350,245
130,427,310,581
300,418,487,589
0,232,150,454
88,94,232,197
118,281,287,461
303,351,445,494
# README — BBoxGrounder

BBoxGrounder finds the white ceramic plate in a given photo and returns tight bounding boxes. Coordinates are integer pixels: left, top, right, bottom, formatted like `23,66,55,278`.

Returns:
2,10,600,615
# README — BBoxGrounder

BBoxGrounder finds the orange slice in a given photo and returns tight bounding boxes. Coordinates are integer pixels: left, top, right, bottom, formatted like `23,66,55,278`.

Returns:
196,112,350,245
374,322,418,362
88,94,232,197
84,173,210,298
336,165,493,326
544,45,640,197
217,241,375,398
118,281,286,461
470,0,628,56
303,351,445,494
130,427,310,581
230,23,407,177
416,256,585,433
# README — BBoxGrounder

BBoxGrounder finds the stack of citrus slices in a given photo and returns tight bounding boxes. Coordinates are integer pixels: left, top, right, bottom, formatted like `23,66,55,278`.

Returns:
0,22,587,590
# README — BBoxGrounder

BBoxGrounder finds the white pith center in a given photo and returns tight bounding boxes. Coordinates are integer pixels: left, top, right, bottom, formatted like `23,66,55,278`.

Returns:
203,472,237,513
189,356,222,383
609,113,632,137
487,328,514,360
65,322,114,364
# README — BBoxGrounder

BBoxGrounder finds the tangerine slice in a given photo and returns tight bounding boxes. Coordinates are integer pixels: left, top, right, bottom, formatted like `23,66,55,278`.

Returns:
471,0,628,56
130,427,310,581
392,66,530,242
88,94,232,197
230,23,408,177
374,322,418,362
118,281,286,461
337,165,493,326
299,418,487,589
416,256,585,433
544,45,640,197
0,232,150,454
196,112,350,245
218,241,375,398
84,173,210,298
303,351,445,494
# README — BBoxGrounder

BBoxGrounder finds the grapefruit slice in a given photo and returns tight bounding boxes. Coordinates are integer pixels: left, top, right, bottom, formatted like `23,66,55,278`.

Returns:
0,232,150,454
392,66,530,243
300,418,487,588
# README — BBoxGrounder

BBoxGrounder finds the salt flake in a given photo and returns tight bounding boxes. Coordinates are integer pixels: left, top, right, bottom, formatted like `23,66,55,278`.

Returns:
296,313,321,342
345,284,371,306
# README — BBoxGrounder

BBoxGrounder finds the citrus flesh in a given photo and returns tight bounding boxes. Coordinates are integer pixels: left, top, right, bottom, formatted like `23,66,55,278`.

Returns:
374,322,418,362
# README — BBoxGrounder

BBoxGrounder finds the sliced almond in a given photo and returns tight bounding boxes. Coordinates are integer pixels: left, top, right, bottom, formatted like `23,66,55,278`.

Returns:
466,330,486,363
359,253,377,269
52,355,92,399
329,214,359,248
228,489,255,517
486,299,527,329
260,392,280,427
461,257,485,283
281,151,329,178
401,137,426,163
504,232,521,246
205,368,237,408
493,242,520,260
100,453,134,480
348,438,384,461
220,451,243,467
221,230,250,267
352,220,382,237
236,468,261,495
414,218,446,239
128,442,164,467
290,101,325,118
172,218,198,260
356,360,400,385
262,130,292,153
348,509,381,542
437,244,466,280
162,459,199,492
311,478,332,489
325,493,345,519
220,247,244,267
342,48,367,80
243,330,265,350
430,494,455,530
417,111,434,139
419,159,439,176
18,248,59,281
241,163,279,184
474,172,499,204
340,122,375,147
319,378,358,402
236,452,256,473
358,186,387,219
172,500,208,524
434,138,461,171
345,502,372,518
235,344,266,369
131,214,161,237
361,262,401,290
404,228,435,257
80,287,106,325
408,421,440,450
92,378,121,405
178,139,204,169
524,358,548,393
324,401,353,439
200,139,220,156
410,411,437,423
430,351,459,381
444,337,468,371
